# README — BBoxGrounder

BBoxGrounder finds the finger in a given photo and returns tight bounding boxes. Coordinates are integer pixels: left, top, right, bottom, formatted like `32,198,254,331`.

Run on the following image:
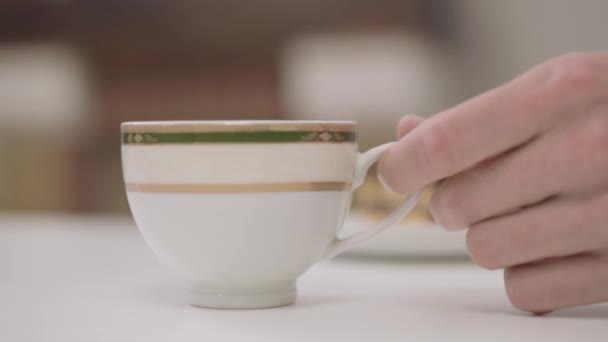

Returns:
504,254,608,313
378,68,548,195
465,192,608,270
396,115,425,140
429,111,608,230
378,52,608,195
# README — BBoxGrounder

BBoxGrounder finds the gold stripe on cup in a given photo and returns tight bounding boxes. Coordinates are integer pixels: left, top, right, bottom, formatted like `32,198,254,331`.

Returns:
125,182,352,194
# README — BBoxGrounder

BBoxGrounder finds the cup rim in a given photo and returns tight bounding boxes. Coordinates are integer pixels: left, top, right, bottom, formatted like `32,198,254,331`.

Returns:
121,120,358,133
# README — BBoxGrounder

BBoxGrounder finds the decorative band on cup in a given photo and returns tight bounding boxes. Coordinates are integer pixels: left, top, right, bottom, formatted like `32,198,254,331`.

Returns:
122,131,357,144
121,121,357,144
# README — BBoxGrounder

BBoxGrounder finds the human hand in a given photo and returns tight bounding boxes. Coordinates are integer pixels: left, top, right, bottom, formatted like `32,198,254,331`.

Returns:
378,52,608,314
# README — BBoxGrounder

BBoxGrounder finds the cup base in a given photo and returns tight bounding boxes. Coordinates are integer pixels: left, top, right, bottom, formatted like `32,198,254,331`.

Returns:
186,283,297,309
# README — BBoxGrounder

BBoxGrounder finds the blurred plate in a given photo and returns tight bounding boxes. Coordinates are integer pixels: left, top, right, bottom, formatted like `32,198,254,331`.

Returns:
338,210,468,259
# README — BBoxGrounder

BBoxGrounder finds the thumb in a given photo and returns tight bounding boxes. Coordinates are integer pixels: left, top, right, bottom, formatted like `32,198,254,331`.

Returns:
378,114,425,194
396,114,425,139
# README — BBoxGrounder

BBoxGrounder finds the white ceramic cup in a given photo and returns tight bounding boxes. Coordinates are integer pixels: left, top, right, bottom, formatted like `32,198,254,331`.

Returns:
121,120,419,309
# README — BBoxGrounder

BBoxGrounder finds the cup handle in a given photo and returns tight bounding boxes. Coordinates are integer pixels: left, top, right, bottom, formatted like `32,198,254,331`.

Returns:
322,142,421,259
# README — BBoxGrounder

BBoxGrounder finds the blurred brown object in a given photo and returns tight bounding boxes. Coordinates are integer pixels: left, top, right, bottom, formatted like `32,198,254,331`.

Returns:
0,136,73,211
0,0,433,213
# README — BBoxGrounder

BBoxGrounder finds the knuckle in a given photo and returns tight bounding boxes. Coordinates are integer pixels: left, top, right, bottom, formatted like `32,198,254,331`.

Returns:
566,114,608,163
419,124,447,157
418,122,456,172
586,115,608,150
466,226,502,270
547,52,604,96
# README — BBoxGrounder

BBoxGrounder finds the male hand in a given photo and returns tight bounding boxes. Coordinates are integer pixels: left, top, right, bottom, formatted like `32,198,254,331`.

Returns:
379,52,608,314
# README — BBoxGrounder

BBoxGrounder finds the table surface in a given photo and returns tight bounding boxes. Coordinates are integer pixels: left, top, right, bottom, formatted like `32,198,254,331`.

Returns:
2,213,607,342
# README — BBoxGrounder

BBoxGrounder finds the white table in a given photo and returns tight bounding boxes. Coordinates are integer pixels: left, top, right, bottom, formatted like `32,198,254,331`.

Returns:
2,214,607,342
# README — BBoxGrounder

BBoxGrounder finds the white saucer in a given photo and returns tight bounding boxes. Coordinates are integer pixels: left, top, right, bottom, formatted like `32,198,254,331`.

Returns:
338,211,468,259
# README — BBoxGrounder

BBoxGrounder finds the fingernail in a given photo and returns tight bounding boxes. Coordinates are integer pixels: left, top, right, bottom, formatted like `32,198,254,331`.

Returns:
429,205,467,231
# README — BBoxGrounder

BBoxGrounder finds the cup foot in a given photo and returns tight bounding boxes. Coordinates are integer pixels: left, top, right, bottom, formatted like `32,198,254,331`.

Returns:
186,283,297,309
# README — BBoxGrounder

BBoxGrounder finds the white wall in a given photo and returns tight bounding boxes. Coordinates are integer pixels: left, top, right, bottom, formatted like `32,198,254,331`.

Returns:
451,0,608,96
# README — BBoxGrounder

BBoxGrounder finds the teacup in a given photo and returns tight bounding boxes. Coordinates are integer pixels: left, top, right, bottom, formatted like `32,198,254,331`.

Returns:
121,120,419,309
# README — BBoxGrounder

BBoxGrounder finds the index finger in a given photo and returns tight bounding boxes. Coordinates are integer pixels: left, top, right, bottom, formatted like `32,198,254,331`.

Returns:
378,63,554,195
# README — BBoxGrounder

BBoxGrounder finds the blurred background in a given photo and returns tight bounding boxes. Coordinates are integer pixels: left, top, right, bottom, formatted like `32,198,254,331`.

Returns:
1,0,607,220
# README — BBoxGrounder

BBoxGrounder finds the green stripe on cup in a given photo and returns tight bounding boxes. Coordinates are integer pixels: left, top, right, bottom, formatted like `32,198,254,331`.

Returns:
122,131,357,144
